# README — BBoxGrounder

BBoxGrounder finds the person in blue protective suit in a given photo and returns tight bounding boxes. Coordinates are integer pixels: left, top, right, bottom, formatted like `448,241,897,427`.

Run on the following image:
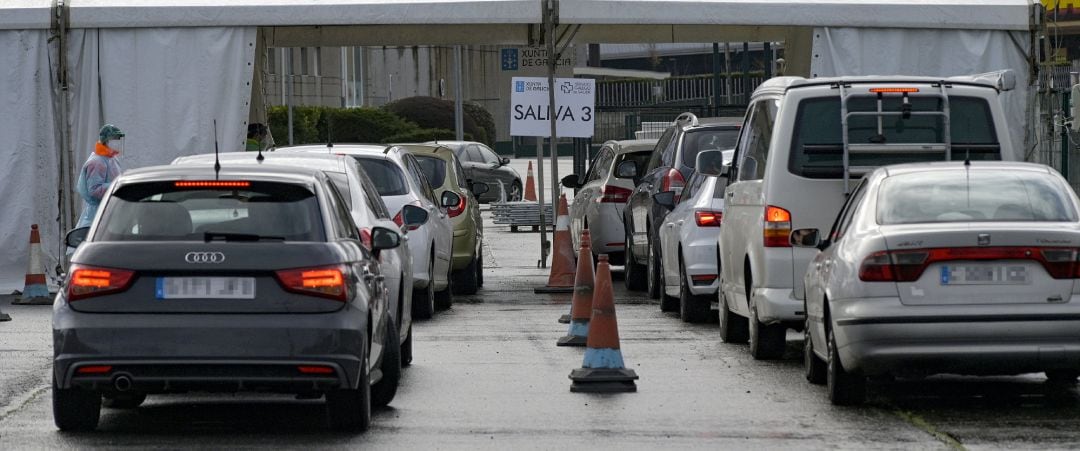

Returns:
75,124,124,228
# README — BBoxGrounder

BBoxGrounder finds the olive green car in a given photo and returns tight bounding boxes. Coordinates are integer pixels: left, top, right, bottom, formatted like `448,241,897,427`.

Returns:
398,144,488,295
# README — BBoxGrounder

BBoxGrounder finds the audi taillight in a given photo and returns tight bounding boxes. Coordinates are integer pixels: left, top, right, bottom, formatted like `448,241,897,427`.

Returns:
857,247,1080,282
660,168,686,203
448,192,467,218
695,210,723,227
763,205,791,247
597,185,633,203
275,265,348,301
67,265,135,301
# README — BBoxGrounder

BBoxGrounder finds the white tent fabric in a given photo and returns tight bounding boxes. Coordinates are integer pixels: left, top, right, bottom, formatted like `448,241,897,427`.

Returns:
810,27,1031,162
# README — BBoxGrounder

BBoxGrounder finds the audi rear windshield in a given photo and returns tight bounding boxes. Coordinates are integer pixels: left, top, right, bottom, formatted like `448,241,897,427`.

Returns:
95,181,325,242
789,95,1001,179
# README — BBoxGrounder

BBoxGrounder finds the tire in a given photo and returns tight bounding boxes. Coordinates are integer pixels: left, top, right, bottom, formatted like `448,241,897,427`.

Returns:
53,379,102,432
648,238,667,304
452,255,480,295
718,288,749,343
435,260,453,310
679,259,715,323
1045,369,1080,385
103,392,147,409
510,180,523,201
372,319,401,409
401,323,413,367
827,326,866,406
804,310,827,385
326,349,372,432
476,246,484,287
749,301,787,360
623,232,647,291
412,260,436,320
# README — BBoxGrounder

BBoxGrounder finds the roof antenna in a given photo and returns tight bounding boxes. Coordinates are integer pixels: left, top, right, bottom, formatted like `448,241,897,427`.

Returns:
213,120,221,179
326,114,334,153
255,123,265,162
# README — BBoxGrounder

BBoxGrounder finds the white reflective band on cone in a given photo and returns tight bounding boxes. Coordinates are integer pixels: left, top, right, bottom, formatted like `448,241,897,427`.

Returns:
556,216,570,230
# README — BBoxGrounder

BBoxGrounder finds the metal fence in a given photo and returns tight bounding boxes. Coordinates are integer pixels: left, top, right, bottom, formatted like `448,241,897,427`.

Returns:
1031,64,1080,191
593,105,748,144
597,74,766,108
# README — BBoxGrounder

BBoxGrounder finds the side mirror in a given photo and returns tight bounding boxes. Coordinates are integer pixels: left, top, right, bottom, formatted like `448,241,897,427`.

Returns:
471,181,490,196
695,150,725,176
499,157,510,166
402,204,429,229
790,228,823,249
561,174,581,189
65,227,90,248
615,160,638,179
441,191,462,208
371,227,402,251
653,191,676,209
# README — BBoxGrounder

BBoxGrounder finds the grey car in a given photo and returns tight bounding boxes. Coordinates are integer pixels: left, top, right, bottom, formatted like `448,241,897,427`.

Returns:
53,164,402,432
795,161,1080,405
432,141,522,202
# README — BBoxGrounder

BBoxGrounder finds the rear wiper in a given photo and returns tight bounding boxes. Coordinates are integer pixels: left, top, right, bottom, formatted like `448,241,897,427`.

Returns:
203,231,286,242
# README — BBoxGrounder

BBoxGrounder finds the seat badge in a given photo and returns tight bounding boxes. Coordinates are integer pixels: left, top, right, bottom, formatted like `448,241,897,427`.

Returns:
977,233,991,246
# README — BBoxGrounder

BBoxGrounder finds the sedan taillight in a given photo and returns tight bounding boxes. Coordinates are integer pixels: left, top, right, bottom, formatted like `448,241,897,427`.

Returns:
858,247,1080,282
275,265,348,301
597,185,633,203
695,210,723,227
67,265,135,301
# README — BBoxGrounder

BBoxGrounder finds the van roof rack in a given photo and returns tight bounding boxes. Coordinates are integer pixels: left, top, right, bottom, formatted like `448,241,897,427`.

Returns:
675,112,699,126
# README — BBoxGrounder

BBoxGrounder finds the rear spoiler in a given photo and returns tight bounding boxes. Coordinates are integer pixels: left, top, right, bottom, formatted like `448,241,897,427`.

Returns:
946,70,1016,92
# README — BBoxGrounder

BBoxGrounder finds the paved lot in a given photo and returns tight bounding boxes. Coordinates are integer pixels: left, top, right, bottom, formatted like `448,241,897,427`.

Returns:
4,165,1080,449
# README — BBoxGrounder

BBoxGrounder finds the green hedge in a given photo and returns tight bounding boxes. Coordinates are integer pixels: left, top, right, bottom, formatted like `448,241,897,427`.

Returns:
381,128,474,144
383,96,491,146
268,106,418,146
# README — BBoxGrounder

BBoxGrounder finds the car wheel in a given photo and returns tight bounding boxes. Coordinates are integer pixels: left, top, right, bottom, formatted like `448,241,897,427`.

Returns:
53,377,101,432
718,287,749,343
371,317,401,409
103,392,147,409
510,180,523,201
476,246,484,287
827,326,866,406
623,232,647,291
326,342,371,432
401,322,413,367
412,259,436,320
679,259,714,323
435,259,453,310
804,309,827,385
452,255,480,295
648,238,667,304
1045,369,1080,385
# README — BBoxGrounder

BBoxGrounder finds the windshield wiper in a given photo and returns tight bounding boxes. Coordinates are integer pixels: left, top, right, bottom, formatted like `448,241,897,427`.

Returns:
203,231,286,242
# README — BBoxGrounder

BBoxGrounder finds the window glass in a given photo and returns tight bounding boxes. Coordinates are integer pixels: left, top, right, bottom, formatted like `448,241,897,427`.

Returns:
453,159,469,188
647,128,676,172
877,170,1078,224
353,157,409,196
834,180,868,240
681,173,705,204
615,151,653,180
350,160,391,218
736,100,778,181
404,155,437,204
479,146,500,164
96,181,325,242
415,155,448,188
324,172,351,209
789,96,1000,179
465,145,484,163
325,179,359,240
586,148,612,183
712,177,727,199
680,128,741,168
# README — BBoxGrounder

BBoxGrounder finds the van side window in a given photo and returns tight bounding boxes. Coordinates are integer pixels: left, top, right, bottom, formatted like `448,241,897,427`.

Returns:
736,100,778,181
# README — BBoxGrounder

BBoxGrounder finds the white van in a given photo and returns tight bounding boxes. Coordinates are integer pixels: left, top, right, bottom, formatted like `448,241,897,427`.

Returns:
715,72,1018,359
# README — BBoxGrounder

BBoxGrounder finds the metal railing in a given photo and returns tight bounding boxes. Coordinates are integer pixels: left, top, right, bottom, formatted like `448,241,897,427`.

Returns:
597,74,766,107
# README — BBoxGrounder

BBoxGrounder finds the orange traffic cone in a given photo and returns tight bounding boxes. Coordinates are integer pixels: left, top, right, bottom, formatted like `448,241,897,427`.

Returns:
534,194,575,294
558,230,594,346
523,161,537,202
569,254,638,393
14,224,52,305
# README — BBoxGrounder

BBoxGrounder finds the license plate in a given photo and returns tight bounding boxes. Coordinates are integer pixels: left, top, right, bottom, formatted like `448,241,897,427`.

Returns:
156,277,256,299
940,265,1029,285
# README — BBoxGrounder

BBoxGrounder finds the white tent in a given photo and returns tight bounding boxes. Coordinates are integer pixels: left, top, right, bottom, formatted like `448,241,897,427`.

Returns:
0,0,1037,292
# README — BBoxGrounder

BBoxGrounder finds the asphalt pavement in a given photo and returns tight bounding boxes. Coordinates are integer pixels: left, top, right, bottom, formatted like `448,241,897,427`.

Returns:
3,160,1080,449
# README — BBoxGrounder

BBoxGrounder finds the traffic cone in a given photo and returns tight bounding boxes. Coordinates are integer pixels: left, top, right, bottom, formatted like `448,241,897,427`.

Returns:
559,228,590,324
569,254,639,393
534,194,575,294
523,161,537,202
14,224,52,305
557,230,594,346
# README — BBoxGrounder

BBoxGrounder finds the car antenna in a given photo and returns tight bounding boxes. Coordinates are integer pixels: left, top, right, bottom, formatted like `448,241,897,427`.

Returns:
326,114,334,153
213,120,221,179
255,123,265,163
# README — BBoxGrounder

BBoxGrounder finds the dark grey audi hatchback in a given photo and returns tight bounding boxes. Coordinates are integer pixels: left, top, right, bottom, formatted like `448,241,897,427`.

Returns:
54,164,401,432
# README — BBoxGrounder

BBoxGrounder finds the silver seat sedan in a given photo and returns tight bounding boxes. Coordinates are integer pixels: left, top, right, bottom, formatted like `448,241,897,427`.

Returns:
795,161,1080,405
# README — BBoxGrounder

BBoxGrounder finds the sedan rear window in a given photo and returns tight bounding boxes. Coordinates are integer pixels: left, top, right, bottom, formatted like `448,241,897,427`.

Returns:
352,157,409,196
95,181,326,241
680,128,740,168
415,155,448,188
877,170,1077,224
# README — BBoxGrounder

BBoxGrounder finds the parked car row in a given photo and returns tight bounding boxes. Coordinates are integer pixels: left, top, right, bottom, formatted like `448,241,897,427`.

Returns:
569,71,1080,405
54,141,493,431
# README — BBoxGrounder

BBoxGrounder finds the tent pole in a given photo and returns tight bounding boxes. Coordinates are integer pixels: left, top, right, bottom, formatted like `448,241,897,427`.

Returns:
55,0,74,271
724,43,732,104
454,45,464,141
712,42,721,115
546,0,560,229
287,48,294,146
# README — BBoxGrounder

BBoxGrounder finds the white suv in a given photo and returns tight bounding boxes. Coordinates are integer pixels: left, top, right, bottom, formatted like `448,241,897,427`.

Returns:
716,72,1017,359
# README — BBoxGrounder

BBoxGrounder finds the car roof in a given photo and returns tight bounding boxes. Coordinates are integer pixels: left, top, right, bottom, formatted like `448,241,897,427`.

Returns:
280,144,388,155
879,161,1054,177
173,151,352,172
396,144,456,159
605,139,657,154
117,163,328,186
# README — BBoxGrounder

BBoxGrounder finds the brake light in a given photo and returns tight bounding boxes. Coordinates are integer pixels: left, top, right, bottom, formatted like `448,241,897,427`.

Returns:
67,265,135,301
597,185,633,203
297,365,335,374
691,274,717,285
660,168,686,203
174,181,251,188
447,192,467,218
868,87,919,94
359,228,372,249
858,247,1080,282
76,365,113,374
763,205,791,247
695,210,722,227
275,265,348,301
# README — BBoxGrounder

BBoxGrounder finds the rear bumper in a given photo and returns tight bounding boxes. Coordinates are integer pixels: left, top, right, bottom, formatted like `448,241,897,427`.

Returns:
53,302,366,392
450,225,477,270
585,204,625,258
682,232,719,296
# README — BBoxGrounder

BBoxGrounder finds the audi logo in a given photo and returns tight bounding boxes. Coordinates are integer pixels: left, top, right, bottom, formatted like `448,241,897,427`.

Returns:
184,252,226,264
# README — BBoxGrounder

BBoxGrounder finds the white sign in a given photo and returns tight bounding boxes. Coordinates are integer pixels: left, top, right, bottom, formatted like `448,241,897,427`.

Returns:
510,77,595,138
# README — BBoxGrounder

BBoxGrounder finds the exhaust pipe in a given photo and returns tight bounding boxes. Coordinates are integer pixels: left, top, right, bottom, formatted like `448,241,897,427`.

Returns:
112,374,133,392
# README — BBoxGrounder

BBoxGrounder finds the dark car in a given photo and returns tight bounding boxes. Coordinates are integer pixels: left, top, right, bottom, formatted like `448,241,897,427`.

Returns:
622,113,741,307
432,141,522,202
53,164,404,432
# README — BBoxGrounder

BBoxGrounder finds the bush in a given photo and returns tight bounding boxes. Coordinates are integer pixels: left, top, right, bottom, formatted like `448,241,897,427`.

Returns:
383,96,490,145
381,128,473,144
268,106,418,146
463,102,496,147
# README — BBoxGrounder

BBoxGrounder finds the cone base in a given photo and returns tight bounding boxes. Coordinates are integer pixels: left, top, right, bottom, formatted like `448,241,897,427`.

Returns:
556,335,588,347
557,314,571,324
0,312,10,321
569,368,639,393
534,286,574,294
13,296,52,305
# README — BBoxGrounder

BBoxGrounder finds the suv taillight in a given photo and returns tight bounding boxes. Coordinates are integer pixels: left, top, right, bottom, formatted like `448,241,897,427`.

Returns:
763,205,791,247
275,265,348,302
597,185,633,203
695,210,723,227
447,192,467,218
67,265,135,301
660,168,686,203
